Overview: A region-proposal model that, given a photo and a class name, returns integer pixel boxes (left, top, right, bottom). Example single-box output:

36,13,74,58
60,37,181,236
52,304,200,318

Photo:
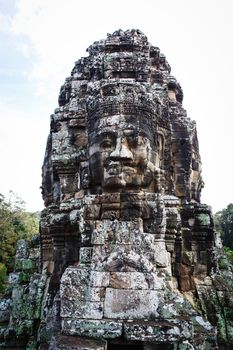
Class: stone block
61,280,105,302
101,209,120,220
109,272,148,289
60,269,87,300
144,273,165,290
69,209,82,224
91,229,105,245
120,201,141,219
143,218,155,233
15,240,30,259
8,272,21,284
90,271,110,287
49,334,107,350
102,203,120,212
99,193,120,204
62,319,122,339
11,285,25,318
15,259,37,272
84,204,101,219
104,288,162,319
0,298,11,323
79,247,93,263
50,213,69,225
61,267,90,287
153,241,170,268
124,320,193,342
28,247,40,260
87,287,106,302
61,299,103,319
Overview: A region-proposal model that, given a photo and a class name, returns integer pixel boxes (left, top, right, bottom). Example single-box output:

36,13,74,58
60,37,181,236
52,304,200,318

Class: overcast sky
1,0,233,213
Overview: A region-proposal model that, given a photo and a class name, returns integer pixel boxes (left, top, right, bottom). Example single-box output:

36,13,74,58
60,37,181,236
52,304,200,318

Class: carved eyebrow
94,130,116,141
123,129,149,138
100,131,116,137
123,129,136,136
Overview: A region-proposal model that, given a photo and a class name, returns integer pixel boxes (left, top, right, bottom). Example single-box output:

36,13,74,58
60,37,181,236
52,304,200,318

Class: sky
0,0,233,213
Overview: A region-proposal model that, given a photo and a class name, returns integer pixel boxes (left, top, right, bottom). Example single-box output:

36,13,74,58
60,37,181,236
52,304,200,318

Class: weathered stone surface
61,299,103,319
49,334,107,350
37,29,231,349
15,239,30,259
62,319,122,339
0,238,46,349
0,298,11,323
1,29,233,349
109,272,150,289
104,288,162,319
124,320,193,342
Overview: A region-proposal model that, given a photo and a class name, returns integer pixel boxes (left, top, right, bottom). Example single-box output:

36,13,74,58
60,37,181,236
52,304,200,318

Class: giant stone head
39,29,217,349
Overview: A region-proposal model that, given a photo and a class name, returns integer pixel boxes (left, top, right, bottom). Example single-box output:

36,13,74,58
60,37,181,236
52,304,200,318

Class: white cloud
16,41,31,58
0,12,11,32
0,100,49,211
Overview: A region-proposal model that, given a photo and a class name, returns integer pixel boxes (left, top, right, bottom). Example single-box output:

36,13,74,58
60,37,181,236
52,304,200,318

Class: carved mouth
107,165,121,175
105,162,121,175
106,162,137,175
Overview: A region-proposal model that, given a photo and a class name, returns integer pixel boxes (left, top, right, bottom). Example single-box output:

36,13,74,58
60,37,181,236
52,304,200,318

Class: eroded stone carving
1,29,233,350
39,29,220,349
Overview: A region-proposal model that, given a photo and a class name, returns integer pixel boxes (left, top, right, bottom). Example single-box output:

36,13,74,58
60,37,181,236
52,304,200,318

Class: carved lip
106,162,136,175
107,165,120,175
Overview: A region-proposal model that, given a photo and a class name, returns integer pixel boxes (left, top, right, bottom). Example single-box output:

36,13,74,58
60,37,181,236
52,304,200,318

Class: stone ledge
62,319,122,339
49,334,107,350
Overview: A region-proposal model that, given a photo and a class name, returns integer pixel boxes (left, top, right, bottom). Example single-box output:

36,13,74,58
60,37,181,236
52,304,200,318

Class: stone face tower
38,30,231,349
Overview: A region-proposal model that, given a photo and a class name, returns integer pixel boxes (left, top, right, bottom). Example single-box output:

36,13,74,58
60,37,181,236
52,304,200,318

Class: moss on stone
197,213,211,226
15,258,37,272
26,338,38,350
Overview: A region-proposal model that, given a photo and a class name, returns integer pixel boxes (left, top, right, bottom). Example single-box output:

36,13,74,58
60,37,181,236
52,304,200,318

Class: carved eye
132,135,147,147
101,139,113,149
127,135,137,148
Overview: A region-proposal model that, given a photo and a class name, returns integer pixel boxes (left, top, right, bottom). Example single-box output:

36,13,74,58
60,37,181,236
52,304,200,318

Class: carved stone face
89,115,156,192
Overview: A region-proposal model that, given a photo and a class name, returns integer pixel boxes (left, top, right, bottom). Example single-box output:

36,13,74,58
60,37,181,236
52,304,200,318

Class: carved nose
110,138,133,161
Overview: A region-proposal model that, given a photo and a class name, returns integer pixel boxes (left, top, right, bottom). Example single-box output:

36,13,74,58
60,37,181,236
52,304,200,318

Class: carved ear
80,165,90,189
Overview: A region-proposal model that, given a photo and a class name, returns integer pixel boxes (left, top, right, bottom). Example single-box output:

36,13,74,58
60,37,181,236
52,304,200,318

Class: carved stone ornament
1,29,233,350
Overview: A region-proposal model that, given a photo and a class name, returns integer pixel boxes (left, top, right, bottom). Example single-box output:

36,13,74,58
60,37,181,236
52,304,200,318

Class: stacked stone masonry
1,29,233,350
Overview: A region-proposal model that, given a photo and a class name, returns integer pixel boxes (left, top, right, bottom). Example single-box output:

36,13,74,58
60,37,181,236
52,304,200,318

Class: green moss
15,320,34,336
178,341,194,350
26,339,37,350
224,323,233,344
197,213,210,226
0,263,7,293
38,324,53,343
218,256,229,270
216,314,227,343
18,272,31,283
15,259,37,272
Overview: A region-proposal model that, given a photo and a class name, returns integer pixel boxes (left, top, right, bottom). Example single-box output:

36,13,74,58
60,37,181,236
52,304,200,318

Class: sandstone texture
1,29,233,349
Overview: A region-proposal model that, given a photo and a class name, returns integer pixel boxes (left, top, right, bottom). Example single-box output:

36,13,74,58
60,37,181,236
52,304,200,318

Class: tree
214,203,233,250
0,262,7,293
0,191,39,273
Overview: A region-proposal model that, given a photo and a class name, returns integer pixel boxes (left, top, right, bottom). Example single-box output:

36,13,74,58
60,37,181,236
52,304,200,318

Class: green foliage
224,246,233,265
0,262,7,293
0,191,39,273
214,203,233,250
